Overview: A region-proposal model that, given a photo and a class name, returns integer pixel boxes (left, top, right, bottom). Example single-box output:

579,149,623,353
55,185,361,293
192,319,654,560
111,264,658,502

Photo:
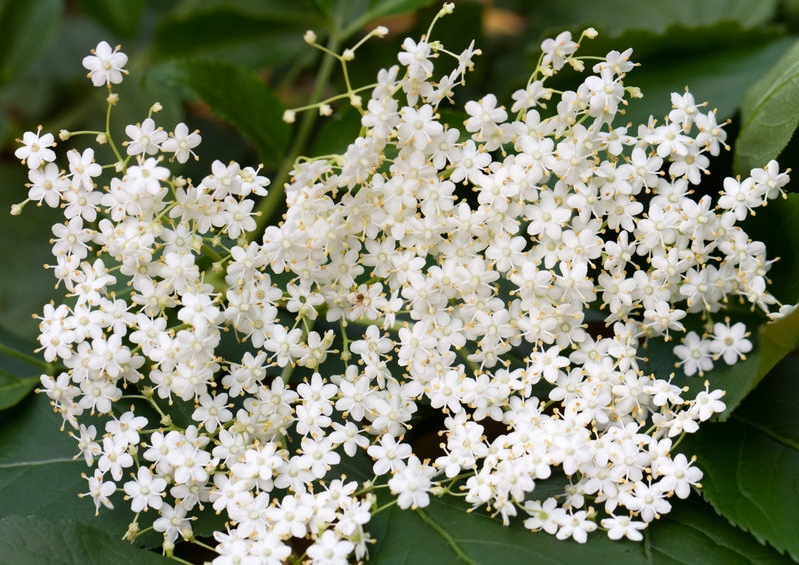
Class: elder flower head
16,9,796,561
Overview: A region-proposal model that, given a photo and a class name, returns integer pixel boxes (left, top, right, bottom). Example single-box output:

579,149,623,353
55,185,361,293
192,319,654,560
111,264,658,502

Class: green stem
0,340,50,371
254,32,343,235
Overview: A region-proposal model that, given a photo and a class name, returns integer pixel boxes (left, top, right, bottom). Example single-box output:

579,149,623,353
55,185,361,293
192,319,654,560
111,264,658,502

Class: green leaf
333,0,439,37
0,164,61,340
646,497,795,565
74,0,146,39
362,0,439,20
367,494,790,564
146,60,291,161
0,370,36,411
0,391,224,546
516,0,779,36
311,105,363,156
0,394,134,539
734,355,799,453
168,0,324,21
0,0,62,85
0,393,99,518
735,38,799,174
743,193,799,305
755,310,799,388
684,359,799,562
151,3,315,68
0,515,173,565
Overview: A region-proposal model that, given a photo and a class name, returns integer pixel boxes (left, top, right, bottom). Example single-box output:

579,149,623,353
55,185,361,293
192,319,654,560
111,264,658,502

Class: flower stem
0,340,50,371
254,33,343,235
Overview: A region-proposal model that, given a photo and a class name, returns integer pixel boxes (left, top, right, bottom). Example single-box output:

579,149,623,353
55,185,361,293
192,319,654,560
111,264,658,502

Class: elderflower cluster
16,6,792,563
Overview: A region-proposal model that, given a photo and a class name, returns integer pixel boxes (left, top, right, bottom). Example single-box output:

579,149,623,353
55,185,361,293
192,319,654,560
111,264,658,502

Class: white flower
82,41,128,87
124,466,167,512
708,321,752,365
124,118,168,156
673,331,714,376
691,386,726,421
153,503,192,544
81,469,115,515
192,393,233,433
556,509,597,543
306,529,354,565
367,434,412,476
387,456,436,509
656,453,703,499
601,514,647,541
620,481,671,522
15,127,56,169
540,31,578,71
162,123,202,163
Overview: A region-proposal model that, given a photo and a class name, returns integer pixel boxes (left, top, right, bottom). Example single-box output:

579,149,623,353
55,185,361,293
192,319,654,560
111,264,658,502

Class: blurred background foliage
2,0,799,563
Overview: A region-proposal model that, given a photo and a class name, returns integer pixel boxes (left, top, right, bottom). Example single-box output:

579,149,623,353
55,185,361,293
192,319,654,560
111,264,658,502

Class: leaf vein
415,507,478,565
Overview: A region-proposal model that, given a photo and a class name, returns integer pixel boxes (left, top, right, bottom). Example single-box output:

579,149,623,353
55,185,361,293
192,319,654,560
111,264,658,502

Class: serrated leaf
146,60,290,161
0,0,62,85
0,515,172,565
685,363,799,562
735,38,799,174
0,370,37,411
646,498,794,565
367,494,790,564
74,0,145,39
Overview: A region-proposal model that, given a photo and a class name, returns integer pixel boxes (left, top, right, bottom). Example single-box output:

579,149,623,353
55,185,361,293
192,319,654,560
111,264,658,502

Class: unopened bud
304,30,317,44
59,129,71,141
283,110,296,123
626,86,643,99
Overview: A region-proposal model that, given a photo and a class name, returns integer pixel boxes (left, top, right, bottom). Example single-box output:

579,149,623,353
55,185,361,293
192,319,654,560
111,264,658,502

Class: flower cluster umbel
15,5,792,563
